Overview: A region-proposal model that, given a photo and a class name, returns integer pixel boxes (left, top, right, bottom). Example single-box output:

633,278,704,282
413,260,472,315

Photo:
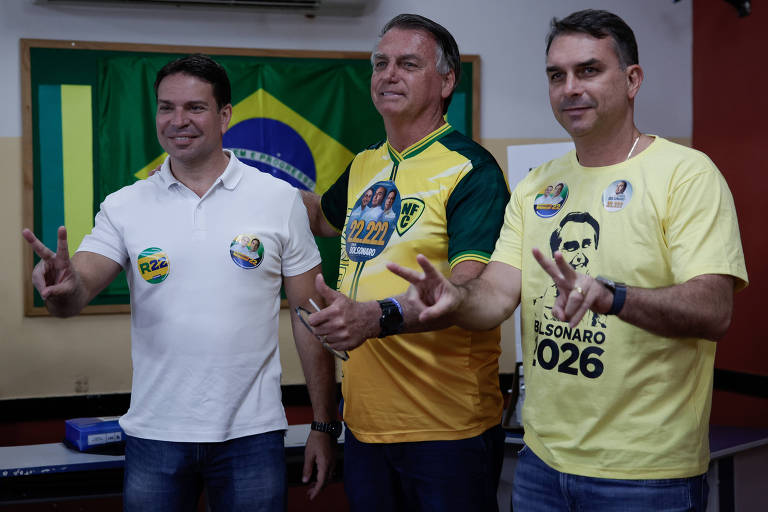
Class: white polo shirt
78,152,321,442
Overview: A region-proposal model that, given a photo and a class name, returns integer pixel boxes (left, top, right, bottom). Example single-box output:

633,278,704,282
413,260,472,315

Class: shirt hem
348,419,499,444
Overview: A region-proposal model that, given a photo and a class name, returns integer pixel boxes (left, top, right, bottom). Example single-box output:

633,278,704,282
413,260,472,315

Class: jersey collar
386,122,453,164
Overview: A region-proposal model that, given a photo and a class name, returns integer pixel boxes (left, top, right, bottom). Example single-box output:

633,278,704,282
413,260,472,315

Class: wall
693,0,768,426
0,0,693,399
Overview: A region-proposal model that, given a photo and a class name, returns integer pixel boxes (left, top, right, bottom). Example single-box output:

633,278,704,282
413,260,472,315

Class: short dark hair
378,13,461,114
154,54,231,110
550,211,600,256
545,9,638,69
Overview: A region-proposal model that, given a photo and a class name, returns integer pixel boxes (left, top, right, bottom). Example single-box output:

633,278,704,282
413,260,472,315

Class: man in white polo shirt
22,54,337,511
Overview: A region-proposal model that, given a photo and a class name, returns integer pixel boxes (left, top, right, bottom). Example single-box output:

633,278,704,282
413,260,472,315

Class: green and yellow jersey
321,123,510,443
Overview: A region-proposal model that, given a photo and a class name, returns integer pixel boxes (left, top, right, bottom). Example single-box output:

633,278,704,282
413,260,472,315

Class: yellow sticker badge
137,247,170,284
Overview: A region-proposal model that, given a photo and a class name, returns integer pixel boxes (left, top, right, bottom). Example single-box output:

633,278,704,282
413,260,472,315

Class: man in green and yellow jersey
302,13,510,512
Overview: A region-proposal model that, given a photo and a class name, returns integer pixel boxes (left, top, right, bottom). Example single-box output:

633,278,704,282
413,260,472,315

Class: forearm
617,274,734,341
450,276,520,330
292,318,338,421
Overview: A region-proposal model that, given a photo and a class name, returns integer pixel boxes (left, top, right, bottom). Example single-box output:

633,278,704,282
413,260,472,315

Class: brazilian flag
29,45,475,309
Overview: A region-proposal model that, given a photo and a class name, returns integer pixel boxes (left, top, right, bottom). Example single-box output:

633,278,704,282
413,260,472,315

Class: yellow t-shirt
322,124,510,442
492,136,748,479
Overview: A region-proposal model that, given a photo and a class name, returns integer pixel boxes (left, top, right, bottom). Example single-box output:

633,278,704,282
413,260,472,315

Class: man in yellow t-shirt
300,13,509,512
390,9,747,512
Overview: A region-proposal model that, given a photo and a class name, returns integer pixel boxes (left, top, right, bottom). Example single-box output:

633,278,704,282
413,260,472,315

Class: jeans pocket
516,444,528,457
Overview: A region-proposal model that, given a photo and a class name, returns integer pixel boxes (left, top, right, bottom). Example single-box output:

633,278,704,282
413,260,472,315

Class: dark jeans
123,430,286,512
344,424,505,512
512,445,709,512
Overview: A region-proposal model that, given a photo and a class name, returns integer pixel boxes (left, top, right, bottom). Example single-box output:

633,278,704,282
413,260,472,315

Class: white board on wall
506,141,575,362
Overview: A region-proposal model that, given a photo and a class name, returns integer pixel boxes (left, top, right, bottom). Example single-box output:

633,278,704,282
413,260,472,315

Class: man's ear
441,69,456,100
626,64,643,100
219,103,233,134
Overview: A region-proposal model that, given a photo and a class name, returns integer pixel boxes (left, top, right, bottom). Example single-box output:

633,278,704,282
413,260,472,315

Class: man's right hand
22,226,80,300
386,254,464,324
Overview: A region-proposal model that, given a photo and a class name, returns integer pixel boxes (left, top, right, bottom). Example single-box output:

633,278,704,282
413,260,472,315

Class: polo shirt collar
156,150,243,191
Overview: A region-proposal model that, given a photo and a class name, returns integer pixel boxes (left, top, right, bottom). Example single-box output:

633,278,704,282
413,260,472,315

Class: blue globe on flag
224,118,317,191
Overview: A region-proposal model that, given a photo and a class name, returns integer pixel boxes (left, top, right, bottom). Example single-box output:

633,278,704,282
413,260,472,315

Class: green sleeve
446,154,510,266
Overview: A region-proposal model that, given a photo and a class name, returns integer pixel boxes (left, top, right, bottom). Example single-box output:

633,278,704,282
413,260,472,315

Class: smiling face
557,221,597,271
360,189,373,208
156,73,231,167
371,28,453,124
371,186,386,208
384,190,396,211
546,33,638,140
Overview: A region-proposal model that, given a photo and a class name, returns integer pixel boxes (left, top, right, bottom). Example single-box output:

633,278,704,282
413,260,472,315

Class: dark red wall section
693,0,768,425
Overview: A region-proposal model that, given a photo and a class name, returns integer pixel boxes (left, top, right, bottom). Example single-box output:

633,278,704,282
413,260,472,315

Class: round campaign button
533,181,569,218
602,180,633,212
230,234,265,269
137,247,170,284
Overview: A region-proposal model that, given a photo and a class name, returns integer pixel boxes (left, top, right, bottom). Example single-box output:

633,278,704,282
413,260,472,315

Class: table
0,424,343,505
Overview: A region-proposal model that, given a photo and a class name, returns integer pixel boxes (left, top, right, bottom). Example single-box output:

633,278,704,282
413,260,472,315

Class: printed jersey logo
395,197,425,236
137,247,170,284
346,181,401,262
534,181,569,218
230,234,265,269
602,180,633,211
532,211,607,379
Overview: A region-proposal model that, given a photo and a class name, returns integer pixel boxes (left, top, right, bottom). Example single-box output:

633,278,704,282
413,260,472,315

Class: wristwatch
377,298,404,338
596,276,627,315
310,420,343,439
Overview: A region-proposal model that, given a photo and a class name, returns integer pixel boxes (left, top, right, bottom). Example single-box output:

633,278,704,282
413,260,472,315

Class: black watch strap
310,420,342,439
377,298,404,338
596,276,626,315
608,283,627,315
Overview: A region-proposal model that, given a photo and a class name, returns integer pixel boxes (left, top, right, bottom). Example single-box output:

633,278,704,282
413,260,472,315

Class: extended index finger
386,261,424,285
532,247,563,283
22,228,56,261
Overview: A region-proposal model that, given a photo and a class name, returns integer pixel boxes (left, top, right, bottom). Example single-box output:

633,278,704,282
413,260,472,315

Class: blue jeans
123,431,286,512
344,425,505,512
511,445,709,512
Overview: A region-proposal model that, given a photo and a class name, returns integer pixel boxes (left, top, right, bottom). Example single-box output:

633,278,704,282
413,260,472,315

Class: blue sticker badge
533,182,569,218
346,181,401,262
230,234,265,269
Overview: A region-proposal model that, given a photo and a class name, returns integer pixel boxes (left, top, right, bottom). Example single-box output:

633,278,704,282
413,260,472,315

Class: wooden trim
21,40,36,316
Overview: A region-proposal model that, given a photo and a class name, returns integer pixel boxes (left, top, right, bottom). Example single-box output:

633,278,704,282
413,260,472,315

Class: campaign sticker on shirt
602,180,633,212
533,182,569,218
230,234,265,269
137,247,170,284
346,181,401,262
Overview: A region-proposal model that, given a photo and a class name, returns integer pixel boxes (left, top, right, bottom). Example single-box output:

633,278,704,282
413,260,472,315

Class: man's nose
171,108,189,126
563,73,583,96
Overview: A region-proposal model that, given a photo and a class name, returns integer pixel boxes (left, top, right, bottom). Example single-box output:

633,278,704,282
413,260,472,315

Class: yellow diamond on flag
134,89,353,195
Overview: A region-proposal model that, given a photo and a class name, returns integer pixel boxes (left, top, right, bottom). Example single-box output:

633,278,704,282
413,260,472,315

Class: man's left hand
302,429,335,500
308,274,380,351
532,247,612,327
